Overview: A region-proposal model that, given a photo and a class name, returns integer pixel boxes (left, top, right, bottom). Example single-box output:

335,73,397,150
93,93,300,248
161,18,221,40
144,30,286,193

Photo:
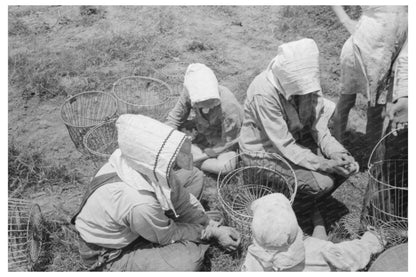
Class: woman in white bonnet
72,114,241,271
242,193,384,271
166,63,244,175
239,38,358,207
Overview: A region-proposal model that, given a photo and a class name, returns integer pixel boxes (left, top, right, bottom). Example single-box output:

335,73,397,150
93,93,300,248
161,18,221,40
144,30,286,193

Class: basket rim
83,117,118,158
217,151,298,203
112,76,174,107
368,159,408,190
60,91,118,128
219,183,277,223
27,203,43,264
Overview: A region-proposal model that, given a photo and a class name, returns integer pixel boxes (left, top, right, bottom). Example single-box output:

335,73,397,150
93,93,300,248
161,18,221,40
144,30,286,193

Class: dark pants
106,239,209,271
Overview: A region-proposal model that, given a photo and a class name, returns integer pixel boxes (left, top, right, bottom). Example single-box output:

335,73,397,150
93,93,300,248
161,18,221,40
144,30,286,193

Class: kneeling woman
72,114,240,271
166,63,244,175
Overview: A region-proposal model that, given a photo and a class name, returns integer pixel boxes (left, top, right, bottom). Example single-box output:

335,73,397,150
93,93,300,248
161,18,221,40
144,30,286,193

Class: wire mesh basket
112,76,176,120
61,91,118,155
152,62,188,95
362,128,408,247
217,152,298,241
8,198,43,271
83,117,118,166
328,212,364,243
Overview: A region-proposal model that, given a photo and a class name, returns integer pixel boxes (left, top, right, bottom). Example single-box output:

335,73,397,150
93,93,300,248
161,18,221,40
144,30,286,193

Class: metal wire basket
8,198,43,271
83,117,118,166
112,76,176,120
362,128,408,247
61,91,118,155
152,62,188,95
217,152,298,240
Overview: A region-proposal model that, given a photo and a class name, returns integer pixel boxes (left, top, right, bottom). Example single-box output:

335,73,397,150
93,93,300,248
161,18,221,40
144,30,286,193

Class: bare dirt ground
8,5,371,271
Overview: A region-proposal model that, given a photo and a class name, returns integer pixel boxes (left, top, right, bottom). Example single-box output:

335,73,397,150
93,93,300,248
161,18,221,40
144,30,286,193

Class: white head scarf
184,63,221,107
247,193,306,271
109,114,188,216
266,38,322,100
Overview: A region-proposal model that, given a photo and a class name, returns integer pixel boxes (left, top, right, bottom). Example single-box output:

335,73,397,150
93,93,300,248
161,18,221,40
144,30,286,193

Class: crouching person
166,63,244,175
242,193,384,271
239,38,358,205
71,114,241,271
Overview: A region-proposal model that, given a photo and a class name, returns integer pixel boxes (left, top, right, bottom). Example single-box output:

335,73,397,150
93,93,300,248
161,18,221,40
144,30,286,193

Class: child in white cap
242,193,384,271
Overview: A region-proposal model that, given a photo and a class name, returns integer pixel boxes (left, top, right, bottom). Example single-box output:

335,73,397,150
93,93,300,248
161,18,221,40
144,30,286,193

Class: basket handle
367,125,407,168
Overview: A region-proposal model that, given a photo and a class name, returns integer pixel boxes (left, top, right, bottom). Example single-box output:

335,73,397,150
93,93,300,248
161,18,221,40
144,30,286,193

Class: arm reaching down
321,231,384,271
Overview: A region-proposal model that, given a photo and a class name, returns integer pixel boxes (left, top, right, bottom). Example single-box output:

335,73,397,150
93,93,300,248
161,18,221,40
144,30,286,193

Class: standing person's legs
175,167,205,200
365,103,385,149
333,94,357,142
108,240,210,271
333,36,366,143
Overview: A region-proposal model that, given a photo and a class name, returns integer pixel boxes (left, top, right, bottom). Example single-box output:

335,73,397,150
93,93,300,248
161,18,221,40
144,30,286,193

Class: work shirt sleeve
128,197,206,246
312,98,349,158
165,89,192,129
321,232,384,271
169,172,210,226
252,95,322,171
128,173,209,246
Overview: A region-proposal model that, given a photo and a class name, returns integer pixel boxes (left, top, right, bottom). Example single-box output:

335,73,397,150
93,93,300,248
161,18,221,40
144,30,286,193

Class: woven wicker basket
152,62,188,95
83,118,118,166
61,91,118,155
112,76,176,121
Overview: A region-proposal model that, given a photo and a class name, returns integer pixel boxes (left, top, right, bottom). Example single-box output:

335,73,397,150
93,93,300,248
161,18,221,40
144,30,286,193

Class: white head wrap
266,38,322,100
109,114,188,215
184,63,221,106
247,193,305,271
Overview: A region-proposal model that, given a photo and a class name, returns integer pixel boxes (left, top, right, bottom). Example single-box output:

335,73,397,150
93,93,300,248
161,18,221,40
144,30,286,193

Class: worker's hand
387,97,408,136
329,152,355,164
329,152,358,174
318,158,351,177
212,226,241,252
204,148,219,158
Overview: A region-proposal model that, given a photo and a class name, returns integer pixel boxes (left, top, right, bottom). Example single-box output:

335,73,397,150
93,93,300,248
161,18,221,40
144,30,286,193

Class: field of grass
8,5,374,271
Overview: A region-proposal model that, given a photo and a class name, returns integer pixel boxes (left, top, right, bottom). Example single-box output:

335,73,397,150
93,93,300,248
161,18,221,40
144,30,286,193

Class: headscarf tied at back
110,114,188,216
184,63,221,107
266,38,322,100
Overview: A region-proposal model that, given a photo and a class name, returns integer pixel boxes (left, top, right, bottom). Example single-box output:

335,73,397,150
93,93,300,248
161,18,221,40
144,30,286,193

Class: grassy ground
8,5,374,271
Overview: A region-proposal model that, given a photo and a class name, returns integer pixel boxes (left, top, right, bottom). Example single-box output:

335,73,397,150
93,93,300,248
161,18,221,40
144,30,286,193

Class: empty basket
8,198,43,271
83,117,118,166
217,152,297,240
61,91,118,155
152,62,188,95
112,76,176,121
362,127,408,247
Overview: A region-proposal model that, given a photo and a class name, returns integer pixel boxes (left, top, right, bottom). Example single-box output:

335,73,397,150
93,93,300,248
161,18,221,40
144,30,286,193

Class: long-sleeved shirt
75,163,209,249
239,71,347,171
242,232,383,271
166,85,244,147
